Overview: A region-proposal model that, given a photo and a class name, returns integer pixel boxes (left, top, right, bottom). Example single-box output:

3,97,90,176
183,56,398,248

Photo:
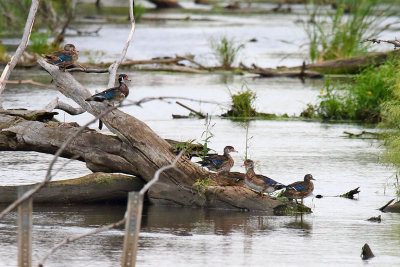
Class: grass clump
210,36,244,68
225,84,257,118
0,41,9,61
301,58,398,123
305,0,391,62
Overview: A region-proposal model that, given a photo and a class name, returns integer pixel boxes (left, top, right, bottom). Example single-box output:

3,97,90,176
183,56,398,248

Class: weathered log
0,110,305,213
291,50,400,74
0,173,144,204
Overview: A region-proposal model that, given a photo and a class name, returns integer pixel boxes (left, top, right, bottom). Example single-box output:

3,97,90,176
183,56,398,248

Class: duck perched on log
197,146,237,173
85,74,130,105
282,174,315,204
243,159,285,195
43,44,78,71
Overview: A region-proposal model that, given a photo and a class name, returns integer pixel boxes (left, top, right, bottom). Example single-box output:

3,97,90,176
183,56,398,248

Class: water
1,5,400,267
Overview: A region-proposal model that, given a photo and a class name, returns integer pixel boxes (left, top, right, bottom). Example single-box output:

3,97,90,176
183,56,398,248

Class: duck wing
287,181,307,192
257,174,285,189
86,87,119,102
197,155,227,168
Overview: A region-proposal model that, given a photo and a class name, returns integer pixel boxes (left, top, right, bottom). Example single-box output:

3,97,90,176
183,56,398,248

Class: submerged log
0,106,305,213
241,63,324,79
380,199,400,213
0,173,144,204
361,243,375,260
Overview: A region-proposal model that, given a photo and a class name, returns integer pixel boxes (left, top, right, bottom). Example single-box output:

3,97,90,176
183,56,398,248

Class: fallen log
290,50,400,74
0,107,306,213
241,63,324,79
379,198,400,213
0,173,144,204
147,0,182,8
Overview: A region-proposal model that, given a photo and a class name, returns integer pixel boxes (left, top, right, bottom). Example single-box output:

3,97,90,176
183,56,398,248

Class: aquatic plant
28,31,52,55
0,41,9,62
225,84,257,118
304,0,391,62
209,36,244,68
199,115,215,158
302,58,398,122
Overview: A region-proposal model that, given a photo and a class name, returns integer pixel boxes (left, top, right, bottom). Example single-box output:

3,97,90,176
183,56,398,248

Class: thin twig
107,0,136,88
0,0,39,105
363,38,400,49
37,218,126,267
5,79,49,87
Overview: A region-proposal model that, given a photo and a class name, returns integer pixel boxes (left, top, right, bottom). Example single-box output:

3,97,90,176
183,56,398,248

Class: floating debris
361,243,375,260
367,215,381,223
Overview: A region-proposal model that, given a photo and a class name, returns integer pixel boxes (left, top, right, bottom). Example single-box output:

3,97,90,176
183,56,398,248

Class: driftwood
241,63,324,79
176,101,205,118
339,187,360,199
361,243,375,260
0,173,143,204
292,50,400,74
0,105,305,213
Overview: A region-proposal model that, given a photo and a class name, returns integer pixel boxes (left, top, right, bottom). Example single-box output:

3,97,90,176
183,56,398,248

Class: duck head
304,174,315,181
64,44,77,53
118,74,131,84
223,145,237,155
242,159,254,169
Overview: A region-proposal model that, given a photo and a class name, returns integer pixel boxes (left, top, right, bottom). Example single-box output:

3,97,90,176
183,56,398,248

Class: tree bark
0,173,144,204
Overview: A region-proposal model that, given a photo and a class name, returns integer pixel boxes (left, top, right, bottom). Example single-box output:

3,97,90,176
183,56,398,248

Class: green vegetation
199,115,215,157
305,0,391,62
210,36,244,68
0,41,9,61
225,84,257,117
193,177,212,197
301,58,398,123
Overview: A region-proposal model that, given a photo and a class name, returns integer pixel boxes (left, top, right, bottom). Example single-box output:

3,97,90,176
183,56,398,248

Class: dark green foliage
302,59,398,123
210,36,244,68
225,86,257,117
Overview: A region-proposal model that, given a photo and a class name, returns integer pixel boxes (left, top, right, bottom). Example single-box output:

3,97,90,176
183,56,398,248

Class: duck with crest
282,174,315,204
43,44,78,71
85,74,130,130
85,74,130,105
197,146,237,173
243,159,286,196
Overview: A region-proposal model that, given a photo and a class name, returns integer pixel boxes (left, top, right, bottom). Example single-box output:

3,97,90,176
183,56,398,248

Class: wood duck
43,44,78,71
243,159,285,195
85,74,130,105
282,174,315,204
197,146,237,173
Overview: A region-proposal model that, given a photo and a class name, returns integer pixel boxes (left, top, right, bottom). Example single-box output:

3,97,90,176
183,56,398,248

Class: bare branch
37,218,126,267
67,67,108,73
363,38,400,49
5,79,49,87
44,97,85,115
0,0,39,105
107,0,136,88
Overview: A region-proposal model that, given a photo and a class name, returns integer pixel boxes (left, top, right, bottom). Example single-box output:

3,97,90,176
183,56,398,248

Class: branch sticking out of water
363,38,400,49
339,187,360,199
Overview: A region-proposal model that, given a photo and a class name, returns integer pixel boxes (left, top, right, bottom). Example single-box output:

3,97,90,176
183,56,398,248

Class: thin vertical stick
121,192,143,267
0,0,39,106
17,186,32,267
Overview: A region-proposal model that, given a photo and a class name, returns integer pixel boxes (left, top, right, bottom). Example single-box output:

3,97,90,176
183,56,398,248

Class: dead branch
363,38,400,49
67,67,108,73
5,79,48,87
176,101,205,118
240,63,323,79
134,65,207,74
68,26,102,36
44,97,85,115
0,0,39,106
37,151,185,267
379,198,395,212
107,0,136,88
37,218,126,267
339,187,360,199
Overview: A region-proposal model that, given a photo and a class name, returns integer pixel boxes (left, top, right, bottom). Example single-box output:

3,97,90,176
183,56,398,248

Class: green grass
305,0,392,62
302,58,398,123
225,84,257,117
210,36,244,68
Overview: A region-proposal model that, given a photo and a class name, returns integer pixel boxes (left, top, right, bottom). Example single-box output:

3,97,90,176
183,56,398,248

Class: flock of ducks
44,44,315,204
197,146,316,204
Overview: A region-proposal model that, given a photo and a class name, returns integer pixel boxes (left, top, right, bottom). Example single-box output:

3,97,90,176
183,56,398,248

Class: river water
1,4,400,267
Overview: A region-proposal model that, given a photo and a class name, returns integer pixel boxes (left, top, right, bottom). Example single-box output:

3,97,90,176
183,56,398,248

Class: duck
43,44,78,71
243,159,285,195
282,174,315,204
197,146,237,173
85,74,130,105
